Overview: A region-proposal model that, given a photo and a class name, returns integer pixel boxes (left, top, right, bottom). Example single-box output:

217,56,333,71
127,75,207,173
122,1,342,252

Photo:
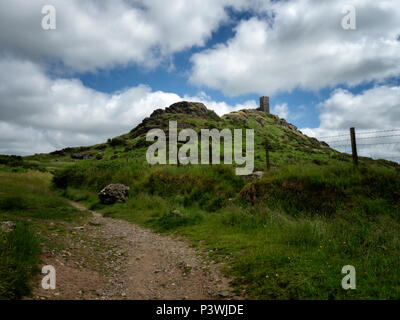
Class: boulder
1,221,16,233
98,183,130,204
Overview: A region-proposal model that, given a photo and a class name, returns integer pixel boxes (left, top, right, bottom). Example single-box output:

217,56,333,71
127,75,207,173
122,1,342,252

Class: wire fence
315,128,400,163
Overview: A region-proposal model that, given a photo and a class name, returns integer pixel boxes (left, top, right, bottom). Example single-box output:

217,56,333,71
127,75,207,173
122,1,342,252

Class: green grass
152,209,204,232
3,104,399,300
0,169,87,299
0,221,41,300
103,202,399,299
54,160,400,299
239,164,400,218
0,171,86,221
53,160,245,212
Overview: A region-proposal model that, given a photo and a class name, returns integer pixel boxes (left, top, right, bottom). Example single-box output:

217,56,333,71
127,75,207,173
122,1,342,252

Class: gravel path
32,202,236,300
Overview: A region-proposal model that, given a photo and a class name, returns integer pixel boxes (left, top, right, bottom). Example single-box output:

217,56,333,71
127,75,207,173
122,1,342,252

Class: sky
0,0,400,162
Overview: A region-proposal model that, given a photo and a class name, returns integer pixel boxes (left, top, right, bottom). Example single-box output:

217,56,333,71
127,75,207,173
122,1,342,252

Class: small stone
218,291,229,298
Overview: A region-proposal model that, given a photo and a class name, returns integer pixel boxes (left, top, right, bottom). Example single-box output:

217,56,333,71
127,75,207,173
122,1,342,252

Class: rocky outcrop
95,144,107,150
98,184,130,204
130,101,220,139
150,101,220,120
50,147,73,157
277,119,298,131
168,101,216,118
71,153,92,160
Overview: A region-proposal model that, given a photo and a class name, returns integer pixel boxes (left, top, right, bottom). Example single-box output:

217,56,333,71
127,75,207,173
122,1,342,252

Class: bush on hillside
239,164,400,217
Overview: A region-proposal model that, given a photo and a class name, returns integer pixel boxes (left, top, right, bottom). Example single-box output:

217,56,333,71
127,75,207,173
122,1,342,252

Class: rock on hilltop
150,101,220,120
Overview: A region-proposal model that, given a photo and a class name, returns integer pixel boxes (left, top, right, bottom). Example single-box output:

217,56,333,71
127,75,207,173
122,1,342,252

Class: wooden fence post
265,141,270,171
350,127,358,167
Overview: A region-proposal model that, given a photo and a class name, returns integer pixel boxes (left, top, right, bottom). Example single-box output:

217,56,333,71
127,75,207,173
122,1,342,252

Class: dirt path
32,202,237,300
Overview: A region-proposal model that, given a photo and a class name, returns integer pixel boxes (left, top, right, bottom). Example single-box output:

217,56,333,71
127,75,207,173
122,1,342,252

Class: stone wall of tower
259,96,270,113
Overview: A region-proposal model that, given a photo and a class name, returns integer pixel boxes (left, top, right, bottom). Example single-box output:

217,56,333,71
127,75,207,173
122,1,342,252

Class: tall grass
0,221,41,299
0,170,87,299
53,160,244,211
52,160,400,299
239,163,400,218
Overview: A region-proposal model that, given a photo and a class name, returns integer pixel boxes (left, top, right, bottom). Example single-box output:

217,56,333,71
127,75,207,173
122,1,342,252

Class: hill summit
149,101,220,120
42,101,397,169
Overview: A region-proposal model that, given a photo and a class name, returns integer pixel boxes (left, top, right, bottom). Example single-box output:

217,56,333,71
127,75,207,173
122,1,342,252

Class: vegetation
0,221,41,299
0,155,45,172
2,102,399,299
52,160,400,299
0,169,87,299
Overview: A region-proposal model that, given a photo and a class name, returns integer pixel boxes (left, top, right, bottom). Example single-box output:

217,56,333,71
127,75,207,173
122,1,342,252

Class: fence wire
314,128,400,163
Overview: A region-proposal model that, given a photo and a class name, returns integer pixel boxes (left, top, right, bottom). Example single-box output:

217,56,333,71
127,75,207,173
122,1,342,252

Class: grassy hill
25,101,398,170
1,101,399,299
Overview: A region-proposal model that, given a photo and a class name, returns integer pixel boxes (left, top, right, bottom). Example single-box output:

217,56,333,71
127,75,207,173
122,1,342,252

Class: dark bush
108,137,125,147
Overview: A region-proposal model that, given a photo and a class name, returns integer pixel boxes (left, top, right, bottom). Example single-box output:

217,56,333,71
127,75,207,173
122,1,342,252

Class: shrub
108,137,125,147
145,165,244,211
239,164,400,217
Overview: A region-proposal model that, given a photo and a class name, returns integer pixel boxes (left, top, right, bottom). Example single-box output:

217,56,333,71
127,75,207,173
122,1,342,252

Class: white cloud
272,103,289,119
190,0,400,95
0,58,250,155
185,91,257,116
302,86,400,163
0,0,240,72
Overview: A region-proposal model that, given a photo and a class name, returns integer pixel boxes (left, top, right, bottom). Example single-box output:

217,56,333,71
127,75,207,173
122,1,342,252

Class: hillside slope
26,101,398,170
